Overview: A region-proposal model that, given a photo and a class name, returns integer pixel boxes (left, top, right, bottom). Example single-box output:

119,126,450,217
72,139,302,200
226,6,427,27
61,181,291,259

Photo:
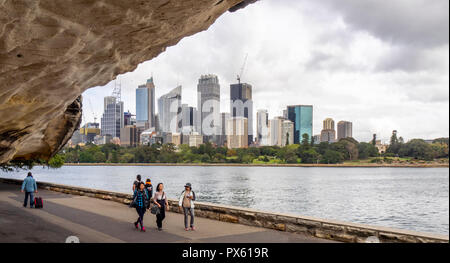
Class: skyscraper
219,112,230,147
321,118,336,143
101,96,124,138
287,105,313,144
197,75,220,142
158,86,182,134
226,117,248,149
269,117,284,146
230,82,253,145
281,120,294,146
136,77,156,129
256,109,269,146
181,104,197,133
323,118,335,130
337,121,353,140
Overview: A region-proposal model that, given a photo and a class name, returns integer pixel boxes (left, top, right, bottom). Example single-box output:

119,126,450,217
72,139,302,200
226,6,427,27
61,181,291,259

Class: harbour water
1,166,448,235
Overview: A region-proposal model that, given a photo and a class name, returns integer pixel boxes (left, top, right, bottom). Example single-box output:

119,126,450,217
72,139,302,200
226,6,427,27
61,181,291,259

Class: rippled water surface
1,166,448,235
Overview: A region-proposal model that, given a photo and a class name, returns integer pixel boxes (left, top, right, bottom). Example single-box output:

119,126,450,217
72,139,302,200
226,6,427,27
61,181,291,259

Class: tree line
59,134,448,165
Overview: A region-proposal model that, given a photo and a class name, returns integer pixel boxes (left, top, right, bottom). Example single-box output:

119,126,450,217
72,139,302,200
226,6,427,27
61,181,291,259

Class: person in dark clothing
132,174,142,192
133,182,149,232
153,183,169,231
21,172,38,208
145,179,153,207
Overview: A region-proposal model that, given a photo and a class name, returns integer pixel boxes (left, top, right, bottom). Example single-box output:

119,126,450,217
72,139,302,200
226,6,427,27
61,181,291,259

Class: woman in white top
153,183,169,231
178,183,196,231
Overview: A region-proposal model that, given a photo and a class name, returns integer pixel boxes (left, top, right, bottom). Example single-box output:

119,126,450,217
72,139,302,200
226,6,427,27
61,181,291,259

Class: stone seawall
1,178,448,243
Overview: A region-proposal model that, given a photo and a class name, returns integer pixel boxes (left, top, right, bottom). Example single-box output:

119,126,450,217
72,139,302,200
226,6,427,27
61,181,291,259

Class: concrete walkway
0,183,332,243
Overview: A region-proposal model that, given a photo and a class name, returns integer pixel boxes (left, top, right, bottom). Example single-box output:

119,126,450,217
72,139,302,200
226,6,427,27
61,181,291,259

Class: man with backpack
21,172,37,208
132,174,142,192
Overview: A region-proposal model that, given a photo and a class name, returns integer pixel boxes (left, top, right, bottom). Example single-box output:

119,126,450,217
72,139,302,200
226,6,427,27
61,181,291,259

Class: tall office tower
337,121,353,140
226,117,248,149
256,109,269,146
218,112,230,146
283,109,288,120
281,120,294,146
230,82,253,145
158,86,182,133
323,118,335,130
181,104,197,134
320,118,336,143
120,125,138,147
287,105,313,144
197,75,221,142
124,111,133,126
269,117,284,146
136,77,156,129
101,96,124,138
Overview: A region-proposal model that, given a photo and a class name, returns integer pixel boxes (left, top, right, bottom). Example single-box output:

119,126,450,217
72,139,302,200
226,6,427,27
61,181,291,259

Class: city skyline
81,0,449,143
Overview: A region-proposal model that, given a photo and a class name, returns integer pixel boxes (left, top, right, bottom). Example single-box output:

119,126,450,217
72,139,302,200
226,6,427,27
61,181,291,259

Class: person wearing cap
178,183,196,231
144,179,153,208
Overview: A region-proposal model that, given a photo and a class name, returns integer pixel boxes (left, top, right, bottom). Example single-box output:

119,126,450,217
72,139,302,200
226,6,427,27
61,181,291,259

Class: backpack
34,197,43,209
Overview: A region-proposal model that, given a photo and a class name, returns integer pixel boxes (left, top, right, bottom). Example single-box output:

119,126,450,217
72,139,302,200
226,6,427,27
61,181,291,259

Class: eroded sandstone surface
0,0,254,164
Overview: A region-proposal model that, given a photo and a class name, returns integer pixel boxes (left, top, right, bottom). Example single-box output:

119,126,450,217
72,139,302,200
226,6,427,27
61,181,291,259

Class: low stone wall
2,178,448,243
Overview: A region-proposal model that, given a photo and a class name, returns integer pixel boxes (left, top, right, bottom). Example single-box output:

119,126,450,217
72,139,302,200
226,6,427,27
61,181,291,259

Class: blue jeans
24,192,34,207
183,207,195,228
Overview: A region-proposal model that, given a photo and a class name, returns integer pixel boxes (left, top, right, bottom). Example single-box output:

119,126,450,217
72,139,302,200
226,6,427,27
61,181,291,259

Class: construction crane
112,79,122,101
237,53,248,84
86,97,97,124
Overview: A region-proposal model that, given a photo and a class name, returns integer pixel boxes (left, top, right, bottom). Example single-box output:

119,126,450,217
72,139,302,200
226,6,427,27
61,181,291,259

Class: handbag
129,193,138,208
150,204,160,215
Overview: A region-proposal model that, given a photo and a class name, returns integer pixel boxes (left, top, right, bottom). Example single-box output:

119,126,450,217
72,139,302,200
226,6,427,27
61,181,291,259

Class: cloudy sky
82,0,449,143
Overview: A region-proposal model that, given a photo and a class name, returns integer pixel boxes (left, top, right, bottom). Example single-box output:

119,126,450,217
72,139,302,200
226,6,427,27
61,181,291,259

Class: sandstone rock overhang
0,0,257,164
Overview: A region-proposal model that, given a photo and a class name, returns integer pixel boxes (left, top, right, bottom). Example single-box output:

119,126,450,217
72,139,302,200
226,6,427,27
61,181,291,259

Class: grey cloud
376,45,449,72
317,0,449,48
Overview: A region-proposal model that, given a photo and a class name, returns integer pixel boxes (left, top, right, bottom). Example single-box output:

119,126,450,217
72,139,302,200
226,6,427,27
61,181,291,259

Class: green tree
93,151,106,163
320,150,344,164
79,151,94,163
48,154,65,168
301,133,310,147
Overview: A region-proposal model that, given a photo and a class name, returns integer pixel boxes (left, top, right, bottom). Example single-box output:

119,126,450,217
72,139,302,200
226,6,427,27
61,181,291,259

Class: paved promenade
0,183,332,243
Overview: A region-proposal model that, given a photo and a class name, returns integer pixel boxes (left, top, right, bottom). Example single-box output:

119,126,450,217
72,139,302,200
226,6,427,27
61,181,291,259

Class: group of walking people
131,174,196,232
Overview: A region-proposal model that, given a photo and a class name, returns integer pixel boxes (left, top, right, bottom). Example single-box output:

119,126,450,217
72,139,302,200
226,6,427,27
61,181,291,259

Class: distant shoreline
63,163,449,168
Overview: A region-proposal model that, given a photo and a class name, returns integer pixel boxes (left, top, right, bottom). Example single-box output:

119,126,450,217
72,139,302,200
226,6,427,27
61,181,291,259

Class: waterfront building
197,75,221,142
69,130,85,146
337,121,353,140
268,117,284,147
287,105,313,143
79,122,100,143
189,132,204,147
375,140,388,154
313,134,321,144
226,117,248,149
136,77,156,129
181,104,197,133
93,134,112,145
256,109,269,146
158,86,182,134
218,112,230,147
281,120,294,146
120,125,138,147
140,128,162,146
101,96,124,138
230,82,253,145
320,118,336,143
172,133,182,146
